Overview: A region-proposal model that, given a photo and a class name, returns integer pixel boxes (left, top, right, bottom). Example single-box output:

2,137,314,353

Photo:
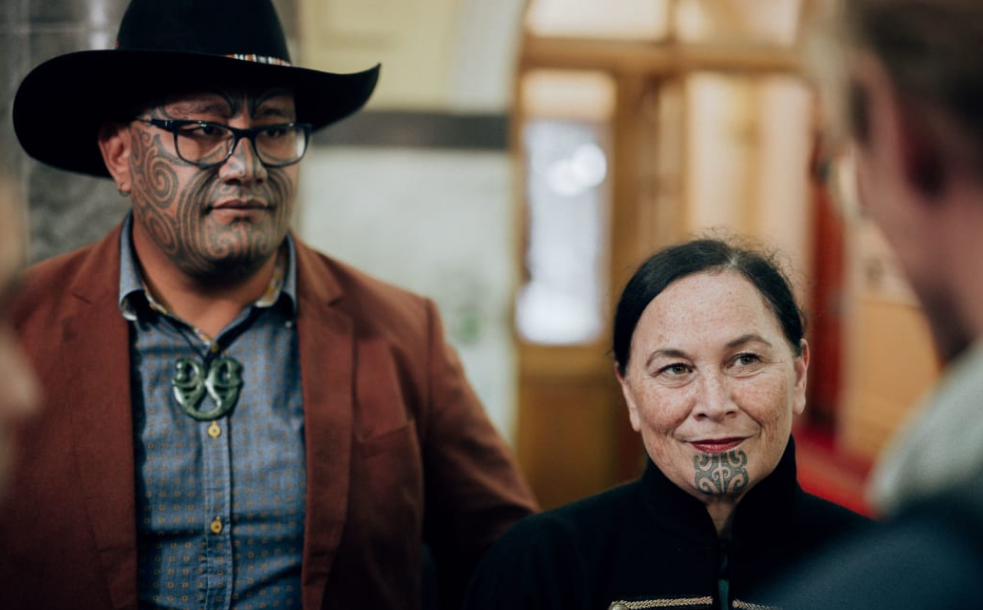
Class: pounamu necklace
162,243,286,422
172,355,244,421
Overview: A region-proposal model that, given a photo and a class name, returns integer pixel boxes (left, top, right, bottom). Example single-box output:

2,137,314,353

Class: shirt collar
118,213,298,322
869,339,983,514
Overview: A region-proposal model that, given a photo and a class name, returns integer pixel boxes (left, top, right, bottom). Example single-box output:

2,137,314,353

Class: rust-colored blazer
0,223,537,610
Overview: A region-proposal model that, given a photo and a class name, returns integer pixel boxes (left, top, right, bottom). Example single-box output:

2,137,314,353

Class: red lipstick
691,438,744,454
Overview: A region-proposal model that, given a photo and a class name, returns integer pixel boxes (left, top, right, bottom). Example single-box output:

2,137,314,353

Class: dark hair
838,1,983,163
612,238,805,375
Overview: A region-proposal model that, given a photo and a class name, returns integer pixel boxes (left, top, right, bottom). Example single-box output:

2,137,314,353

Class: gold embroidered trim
608,596,713,609
733,600,781,610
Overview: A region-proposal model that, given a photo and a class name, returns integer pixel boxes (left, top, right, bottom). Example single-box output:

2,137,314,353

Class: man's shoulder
293,239,432,316
770,478,983,609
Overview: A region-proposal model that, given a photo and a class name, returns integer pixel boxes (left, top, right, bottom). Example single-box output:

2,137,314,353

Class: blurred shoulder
790,488,875,548
770,493,980,609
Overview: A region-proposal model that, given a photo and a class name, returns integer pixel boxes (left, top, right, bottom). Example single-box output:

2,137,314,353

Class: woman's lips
690,438,745,453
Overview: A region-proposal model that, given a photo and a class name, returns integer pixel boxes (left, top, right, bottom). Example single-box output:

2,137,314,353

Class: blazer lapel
63,225,139,609
294,240,354,610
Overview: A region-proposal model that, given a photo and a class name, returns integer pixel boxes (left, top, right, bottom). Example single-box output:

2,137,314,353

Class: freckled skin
127,88,298,283
618,271,808,511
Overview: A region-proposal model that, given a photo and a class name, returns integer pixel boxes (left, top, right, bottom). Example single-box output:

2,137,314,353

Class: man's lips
210,199,268,211
690,438,746,453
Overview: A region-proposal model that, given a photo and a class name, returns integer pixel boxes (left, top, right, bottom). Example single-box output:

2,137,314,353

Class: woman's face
617,271,808,503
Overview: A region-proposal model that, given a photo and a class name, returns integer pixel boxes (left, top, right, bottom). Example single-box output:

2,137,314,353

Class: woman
464,238,870,610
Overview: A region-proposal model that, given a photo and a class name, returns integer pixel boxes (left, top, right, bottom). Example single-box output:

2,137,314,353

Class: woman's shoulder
520,479,640,531
463,480,645,610
482,477,645,564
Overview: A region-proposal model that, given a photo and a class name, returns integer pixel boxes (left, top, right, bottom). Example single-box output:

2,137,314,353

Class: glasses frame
133,118,313,169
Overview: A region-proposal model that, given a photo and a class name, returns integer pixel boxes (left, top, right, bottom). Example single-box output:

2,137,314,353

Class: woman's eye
659,363,690,376
734,353,761,366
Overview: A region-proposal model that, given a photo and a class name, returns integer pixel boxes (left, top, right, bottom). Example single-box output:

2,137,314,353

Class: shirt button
210,517,223,535
208,422,221,438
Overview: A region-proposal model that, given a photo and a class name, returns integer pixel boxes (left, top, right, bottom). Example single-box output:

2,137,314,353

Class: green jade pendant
172,356,244,421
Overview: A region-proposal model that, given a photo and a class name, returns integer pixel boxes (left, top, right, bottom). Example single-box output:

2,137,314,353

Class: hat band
226,53,291,66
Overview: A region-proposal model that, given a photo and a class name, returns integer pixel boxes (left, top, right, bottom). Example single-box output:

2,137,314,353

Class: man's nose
219,134,268,181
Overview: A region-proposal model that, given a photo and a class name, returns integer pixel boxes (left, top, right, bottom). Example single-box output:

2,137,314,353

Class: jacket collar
638,437,800,545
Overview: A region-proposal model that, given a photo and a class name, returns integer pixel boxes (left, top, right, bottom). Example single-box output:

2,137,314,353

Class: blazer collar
57,222,139,608
292,238,354,609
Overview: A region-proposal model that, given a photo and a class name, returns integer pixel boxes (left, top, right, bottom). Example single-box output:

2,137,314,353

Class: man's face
110,88,301,282
849,57,970,360
0,186,40,498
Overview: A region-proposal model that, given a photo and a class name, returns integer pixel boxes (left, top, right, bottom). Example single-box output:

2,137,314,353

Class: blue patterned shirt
119,216,307,610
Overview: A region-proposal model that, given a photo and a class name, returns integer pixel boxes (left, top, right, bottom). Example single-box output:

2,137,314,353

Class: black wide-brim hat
13,0,380,178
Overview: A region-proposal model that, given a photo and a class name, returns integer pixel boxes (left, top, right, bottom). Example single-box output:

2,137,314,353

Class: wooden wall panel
840,298,939,461
515,371,630,509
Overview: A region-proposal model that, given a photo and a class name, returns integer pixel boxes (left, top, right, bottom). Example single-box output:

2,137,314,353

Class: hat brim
13,50,380,178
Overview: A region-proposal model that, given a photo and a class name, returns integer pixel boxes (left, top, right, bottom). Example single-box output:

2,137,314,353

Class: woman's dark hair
612,238,806,375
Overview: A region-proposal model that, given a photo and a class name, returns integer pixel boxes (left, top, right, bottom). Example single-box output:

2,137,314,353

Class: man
769,0,983,606
0,167,40,500
0,1,537,609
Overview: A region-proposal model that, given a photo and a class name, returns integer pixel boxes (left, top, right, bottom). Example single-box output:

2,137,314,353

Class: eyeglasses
133,118,312,168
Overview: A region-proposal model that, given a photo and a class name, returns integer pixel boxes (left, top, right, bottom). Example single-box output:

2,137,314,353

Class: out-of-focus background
1,0,938,516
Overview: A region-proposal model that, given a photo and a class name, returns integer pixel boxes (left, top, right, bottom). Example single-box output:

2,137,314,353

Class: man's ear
894,99,946,198
853,53,947,201
97,122,132,194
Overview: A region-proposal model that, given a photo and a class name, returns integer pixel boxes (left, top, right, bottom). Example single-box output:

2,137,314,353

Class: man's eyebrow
252,92,296,120
166,100,232,118
255,105,293,119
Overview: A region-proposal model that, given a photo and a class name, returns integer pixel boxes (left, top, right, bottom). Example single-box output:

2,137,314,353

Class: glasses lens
174,122,234,166
256,124,309,167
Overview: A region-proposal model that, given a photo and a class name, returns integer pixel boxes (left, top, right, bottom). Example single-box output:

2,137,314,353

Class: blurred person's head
814,0,983,361
612,238,808,532
0,169,40,498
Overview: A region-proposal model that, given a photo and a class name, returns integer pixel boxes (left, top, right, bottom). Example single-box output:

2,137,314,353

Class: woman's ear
793,339,810,416
97,122,132,195
615,363,642,432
